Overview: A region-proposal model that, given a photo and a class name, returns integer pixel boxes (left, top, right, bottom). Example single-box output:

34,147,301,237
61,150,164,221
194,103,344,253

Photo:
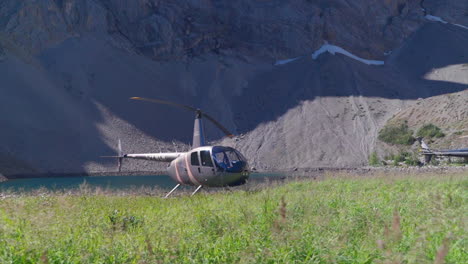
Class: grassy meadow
0,173,466,263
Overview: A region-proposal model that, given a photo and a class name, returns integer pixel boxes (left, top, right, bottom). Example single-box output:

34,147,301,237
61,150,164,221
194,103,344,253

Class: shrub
369,152,380,166
392,152,406,166
383,154,394,161
108,210,144,231
389,151,420,166
416,124,445,139
394,152,408,163
378,122,415,145
404,153,421,166
430,158,440,166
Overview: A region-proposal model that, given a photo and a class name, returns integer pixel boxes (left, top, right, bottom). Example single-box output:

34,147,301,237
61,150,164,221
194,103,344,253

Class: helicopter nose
227,170,249,187
224,161,249,173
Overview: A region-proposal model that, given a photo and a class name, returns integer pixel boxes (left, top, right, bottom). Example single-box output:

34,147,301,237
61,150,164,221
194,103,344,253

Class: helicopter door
190,151,201,174
199,150,215,176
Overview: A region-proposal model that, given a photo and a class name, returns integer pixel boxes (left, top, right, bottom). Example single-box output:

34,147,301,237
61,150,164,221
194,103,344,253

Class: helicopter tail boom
102,139,183,172
124,153,183,162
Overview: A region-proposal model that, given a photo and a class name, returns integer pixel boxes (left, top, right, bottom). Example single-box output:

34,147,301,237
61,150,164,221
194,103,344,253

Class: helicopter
104,97,250,197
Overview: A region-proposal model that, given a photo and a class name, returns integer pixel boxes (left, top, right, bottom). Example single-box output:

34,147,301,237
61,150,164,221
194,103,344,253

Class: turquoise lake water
0,173,285,191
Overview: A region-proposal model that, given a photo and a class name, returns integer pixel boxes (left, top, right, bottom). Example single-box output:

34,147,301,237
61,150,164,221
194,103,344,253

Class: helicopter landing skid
191,185,203,196
164,184,181,198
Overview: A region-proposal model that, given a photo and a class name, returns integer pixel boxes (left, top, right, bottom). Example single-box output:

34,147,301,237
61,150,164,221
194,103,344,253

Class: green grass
0,173,466,263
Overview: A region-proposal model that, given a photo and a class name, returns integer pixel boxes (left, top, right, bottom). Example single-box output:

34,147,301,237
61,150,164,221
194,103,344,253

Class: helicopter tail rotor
101,138,124,172
117,139,123,172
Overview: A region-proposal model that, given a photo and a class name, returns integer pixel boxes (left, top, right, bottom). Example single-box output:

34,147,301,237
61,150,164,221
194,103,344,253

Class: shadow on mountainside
230,23,467,133
91,23,467,141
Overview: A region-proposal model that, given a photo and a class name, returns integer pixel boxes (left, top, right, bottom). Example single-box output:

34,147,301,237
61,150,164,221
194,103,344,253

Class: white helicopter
105,97,250,197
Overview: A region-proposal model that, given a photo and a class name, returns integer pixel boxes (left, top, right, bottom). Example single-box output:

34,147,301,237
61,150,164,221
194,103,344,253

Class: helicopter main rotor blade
130,97,234,138
130,97,198,112
202,112,234,138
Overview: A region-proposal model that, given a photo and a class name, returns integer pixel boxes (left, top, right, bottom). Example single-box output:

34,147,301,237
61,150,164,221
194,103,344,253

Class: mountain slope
0,0,467,174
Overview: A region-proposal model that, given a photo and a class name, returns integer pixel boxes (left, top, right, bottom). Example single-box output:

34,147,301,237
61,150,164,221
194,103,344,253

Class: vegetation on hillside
368,151,380,166
416,124,445,139
378,122,415,145
377,120,457,167
384,151,422,167
0,174,466,263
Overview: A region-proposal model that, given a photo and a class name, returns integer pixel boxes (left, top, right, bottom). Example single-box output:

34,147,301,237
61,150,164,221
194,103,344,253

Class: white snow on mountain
454,23,468,30
274,57,301,65
425,15,448,24
311,43,384,65
425,15,468,30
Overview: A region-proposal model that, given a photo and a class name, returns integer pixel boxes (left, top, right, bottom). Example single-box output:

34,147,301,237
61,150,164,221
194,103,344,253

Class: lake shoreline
1,165,466,181
1,170,167,180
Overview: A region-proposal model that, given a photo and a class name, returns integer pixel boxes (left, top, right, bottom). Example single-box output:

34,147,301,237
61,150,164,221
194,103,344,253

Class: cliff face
3,0,467,60
0,0,439,59
0,0,467,174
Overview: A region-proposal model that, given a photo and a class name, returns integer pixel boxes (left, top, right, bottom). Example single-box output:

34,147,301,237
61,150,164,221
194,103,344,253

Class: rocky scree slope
380,90,468,154
0,0,467,174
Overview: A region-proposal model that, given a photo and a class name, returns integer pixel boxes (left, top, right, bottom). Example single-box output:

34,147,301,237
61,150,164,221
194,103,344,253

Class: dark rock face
0,0,430,59
0,0,467,174
0,44,4,61
423,0,468,24
2,1,466,60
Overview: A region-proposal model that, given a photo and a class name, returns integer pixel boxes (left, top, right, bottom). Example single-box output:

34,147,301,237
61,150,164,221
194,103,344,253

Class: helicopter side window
200,150,214,167
190,152,200,166
226,150,241,165
213,151,228,170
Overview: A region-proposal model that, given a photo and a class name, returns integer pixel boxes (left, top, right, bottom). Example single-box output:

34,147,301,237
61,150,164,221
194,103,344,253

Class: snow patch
425,15,448,24
274,57,301,66
454,23,468,30
311,43,384,65
425,14,468,30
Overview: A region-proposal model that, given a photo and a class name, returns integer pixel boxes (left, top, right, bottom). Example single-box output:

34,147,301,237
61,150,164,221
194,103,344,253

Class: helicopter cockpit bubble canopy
212,146,248,173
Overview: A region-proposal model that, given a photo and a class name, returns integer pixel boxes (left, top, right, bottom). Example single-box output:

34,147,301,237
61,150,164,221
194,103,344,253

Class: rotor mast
192,109,205,148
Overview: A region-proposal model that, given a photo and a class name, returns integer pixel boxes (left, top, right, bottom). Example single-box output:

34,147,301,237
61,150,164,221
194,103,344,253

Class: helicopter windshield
212,146,247,172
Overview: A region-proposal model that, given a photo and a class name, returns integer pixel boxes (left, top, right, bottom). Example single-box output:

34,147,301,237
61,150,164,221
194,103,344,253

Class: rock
424,0,468,25
0,0,436,60
0,45,4,61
